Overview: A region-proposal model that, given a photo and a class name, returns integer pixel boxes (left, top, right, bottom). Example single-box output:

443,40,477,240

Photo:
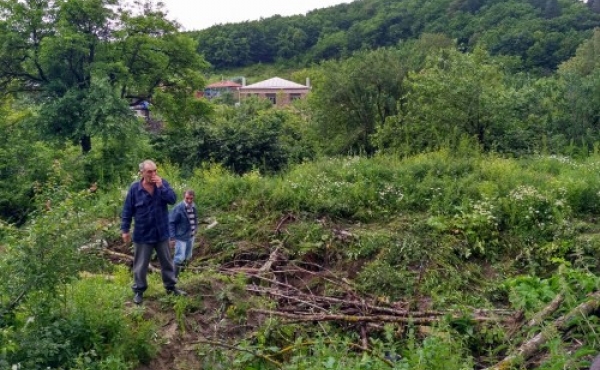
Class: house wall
240,88,309,106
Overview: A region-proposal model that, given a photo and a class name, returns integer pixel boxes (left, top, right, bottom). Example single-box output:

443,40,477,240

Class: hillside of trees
191,0,600,74
3,0,600,369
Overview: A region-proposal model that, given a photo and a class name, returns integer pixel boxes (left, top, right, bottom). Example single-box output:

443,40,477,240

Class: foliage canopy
0,0,209,154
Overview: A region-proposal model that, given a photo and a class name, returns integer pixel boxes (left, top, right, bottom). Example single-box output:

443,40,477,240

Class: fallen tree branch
258,247,282,274
250,308,505,324
274,213,295,234
101,249,160,273
484,291,600,370
246,285,329,313
527,293,564,328
244,275,516,321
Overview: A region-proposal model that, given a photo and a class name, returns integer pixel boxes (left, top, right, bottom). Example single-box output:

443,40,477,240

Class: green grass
5,150,600,369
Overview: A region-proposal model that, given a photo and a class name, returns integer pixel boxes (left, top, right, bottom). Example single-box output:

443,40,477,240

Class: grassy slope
81,151,600,369
8,150,600,368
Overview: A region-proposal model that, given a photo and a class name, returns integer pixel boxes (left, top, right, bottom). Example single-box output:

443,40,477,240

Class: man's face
142,165,157,183
184,193,194,205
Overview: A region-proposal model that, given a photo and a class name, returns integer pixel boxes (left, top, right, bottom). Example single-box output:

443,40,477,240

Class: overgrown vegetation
2,0,600,369
3,150,600,369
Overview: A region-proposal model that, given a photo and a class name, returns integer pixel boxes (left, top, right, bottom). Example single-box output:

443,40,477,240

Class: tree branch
484,291,600,370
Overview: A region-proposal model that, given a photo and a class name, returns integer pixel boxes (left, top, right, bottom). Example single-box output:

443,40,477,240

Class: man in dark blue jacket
169,189,198,277
121,160,186,305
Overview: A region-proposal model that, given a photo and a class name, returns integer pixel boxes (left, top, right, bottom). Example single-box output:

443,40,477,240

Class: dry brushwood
236,255,600,369
221,252,517,328
249,308,505,324
98,230,600,369
484,291,600,370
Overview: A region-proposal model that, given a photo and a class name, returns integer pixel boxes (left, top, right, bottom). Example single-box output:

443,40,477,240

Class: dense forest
2,0,600,369
191,0,600,74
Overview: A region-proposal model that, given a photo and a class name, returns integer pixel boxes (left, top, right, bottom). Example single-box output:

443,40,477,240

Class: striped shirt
186,204,197,236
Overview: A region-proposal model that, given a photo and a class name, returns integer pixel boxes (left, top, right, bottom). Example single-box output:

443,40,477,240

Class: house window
290,93,302,101
266,93,276,104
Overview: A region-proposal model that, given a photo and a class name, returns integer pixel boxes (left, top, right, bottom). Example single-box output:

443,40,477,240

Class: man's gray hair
184,189,195,197
139,160,157,173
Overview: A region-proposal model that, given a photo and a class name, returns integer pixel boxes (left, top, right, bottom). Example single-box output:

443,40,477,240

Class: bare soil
104,233,303,370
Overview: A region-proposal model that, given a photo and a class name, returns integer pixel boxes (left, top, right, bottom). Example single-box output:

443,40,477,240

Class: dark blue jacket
169,201,198,241
121,180,176,243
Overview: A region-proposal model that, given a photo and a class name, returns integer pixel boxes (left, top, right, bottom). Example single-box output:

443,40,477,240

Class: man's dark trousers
132,240,177,293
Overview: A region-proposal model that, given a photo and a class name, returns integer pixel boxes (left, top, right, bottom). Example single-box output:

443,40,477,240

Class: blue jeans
174,237,194,265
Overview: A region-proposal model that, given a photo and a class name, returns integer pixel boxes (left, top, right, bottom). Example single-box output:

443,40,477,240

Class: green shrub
3,273,157,369
400,325,474,370
497,185,571,240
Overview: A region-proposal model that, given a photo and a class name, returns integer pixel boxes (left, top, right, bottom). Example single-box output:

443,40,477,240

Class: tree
375,48,519,155
0,99,56,223
309,48,408,155
0,0,208,154
558,28,600,76
544,0,561,19
449,0,483,14
552,72,600,152
310,31,348,62
396,33,456,71
276,26,309,60
551,32,600,152
154,97,310,174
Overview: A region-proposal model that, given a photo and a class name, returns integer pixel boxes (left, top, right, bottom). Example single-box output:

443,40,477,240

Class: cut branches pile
220,248,518,327
218,246,600,369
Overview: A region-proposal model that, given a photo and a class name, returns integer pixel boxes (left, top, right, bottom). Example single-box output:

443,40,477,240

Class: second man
169,189,198,277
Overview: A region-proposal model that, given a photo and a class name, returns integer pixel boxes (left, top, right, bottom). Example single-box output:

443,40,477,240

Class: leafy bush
3,272,157,369
0,170,155,369
155,98,314,175
197,323,473,370
0,105,57,224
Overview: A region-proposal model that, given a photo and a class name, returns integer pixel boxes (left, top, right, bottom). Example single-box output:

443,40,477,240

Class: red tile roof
206,80,242,88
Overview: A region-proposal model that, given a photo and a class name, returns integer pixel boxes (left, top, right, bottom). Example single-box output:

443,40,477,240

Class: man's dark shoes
133,292,143,305
167,288,187,296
